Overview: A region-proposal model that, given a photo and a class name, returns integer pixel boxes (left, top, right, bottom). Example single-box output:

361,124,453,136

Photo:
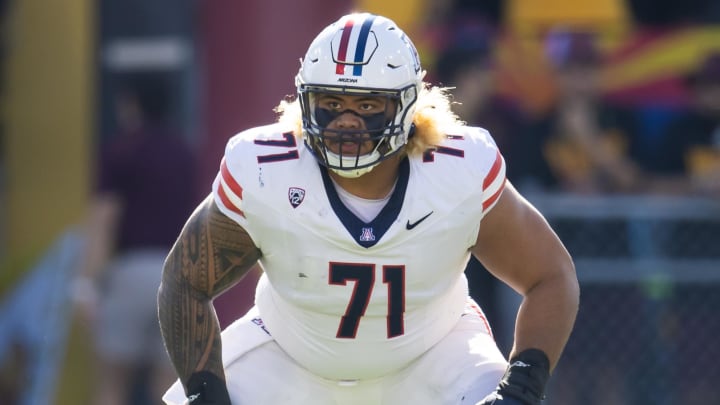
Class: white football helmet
296,13,423,178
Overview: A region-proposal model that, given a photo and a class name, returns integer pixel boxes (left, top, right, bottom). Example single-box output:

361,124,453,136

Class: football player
158,13,579,405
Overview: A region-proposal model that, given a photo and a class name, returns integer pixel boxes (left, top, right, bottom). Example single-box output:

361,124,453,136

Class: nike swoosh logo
406,211,433,230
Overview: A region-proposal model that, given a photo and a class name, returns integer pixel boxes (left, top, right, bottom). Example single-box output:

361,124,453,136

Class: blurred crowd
415,0,720,384
420,0,720,198
419,3,720,404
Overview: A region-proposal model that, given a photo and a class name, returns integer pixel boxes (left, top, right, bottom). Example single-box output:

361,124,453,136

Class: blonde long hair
275,81,463,157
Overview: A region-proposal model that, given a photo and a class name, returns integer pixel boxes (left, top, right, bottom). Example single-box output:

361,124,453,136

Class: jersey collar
320,157,409,248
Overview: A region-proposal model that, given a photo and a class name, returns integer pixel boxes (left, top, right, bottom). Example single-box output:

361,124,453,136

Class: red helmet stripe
335,19,354,74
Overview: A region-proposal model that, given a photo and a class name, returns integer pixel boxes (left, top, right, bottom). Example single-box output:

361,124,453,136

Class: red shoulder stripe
220,157,243,199
482,150,502,191
217,182,245,217
482,178,506,211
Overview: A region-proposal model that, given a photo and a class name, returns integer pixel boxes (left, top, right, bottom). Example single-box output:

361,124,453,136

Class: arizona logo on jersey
359,227,375,242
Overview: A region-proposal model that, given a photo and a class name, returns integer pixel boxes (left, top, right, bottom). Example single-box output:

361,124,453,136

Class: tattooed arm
158,195,261,402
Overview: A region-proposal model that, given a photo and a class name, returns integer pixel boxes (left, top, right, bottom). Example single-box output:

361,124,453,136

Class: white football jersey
212,122,506,380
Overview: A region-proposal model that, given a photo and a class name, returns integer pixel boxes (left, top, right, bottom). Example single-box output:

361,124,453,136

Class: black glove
477,349,550,405
186,371,232,404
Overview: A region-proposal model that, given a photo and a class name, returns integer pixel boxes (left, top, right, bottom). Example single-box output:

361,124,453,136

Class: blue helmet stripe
352,16,376,76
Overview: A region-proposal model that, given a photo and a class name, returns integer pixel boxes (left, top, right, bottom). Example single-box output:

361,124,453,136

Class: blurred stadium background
1,0,719,404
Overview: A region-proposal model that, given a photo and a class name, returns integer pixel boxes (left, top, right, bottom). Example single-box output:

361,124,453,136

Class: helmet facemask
299,84,417,178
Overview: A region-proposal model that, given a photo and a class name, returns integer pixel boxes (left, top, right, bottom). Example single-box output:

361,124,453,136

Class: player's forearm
158,244,226,385
157,196,262,387
510,269,579,372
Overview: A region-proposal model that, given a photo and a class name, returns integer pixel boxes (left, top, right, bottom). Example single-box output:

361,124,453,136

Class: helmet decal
400,33,422,75
332,14,378,76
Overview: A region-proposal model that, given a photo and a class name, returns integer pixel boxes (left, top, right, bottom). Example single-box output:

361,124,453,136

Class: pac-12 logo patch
288,187,306,208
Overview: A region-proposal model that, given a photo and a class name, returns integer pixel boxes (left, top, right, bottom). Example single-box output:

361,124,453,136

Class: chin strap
407,122,416,139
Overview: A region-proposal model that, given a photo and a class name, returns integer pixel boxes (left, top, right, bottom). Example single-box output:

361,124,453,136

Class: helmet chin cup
326,149,381,178
330,166,375,178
